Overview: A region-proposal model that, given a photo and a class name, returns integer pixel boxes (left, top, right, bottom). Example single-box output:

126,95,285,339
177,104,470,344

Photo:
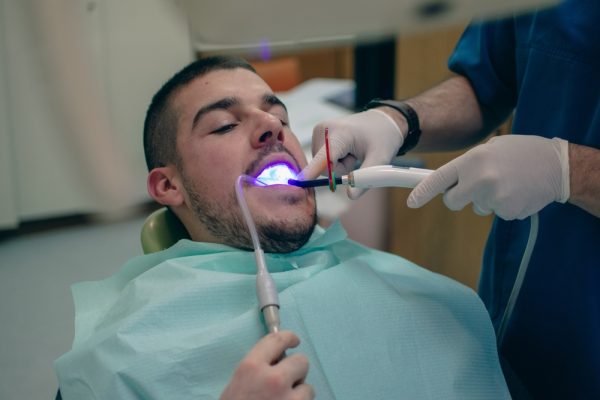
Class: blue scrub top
448,0,600,398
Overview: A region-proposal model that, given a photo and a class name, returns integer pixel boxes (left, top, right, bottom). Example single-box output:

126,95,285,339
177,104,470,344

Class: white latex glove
299,109,404,199
407,135,570,220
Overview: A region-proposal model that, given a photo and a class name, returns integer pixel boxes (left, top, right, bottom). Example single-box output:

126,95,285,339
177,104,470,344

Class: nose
251,111,285,148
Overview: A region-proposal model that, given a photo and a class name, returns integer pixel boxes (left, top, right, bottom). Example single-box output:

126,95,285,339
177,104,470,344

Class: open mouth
254,162,298,186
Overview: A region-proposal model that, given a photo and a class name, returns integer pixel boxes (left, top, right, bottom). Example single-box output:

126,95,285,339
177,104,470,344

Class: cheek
189,151,246,195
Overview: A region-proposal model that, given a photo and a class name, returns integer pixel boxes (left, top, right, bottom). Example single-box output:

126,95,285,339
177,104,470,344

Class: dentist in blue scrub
302,0,600,398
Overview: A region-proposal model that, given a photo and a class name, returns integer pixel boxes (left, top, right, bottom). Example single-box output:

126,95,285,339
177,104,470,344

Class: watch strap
365,99,421,155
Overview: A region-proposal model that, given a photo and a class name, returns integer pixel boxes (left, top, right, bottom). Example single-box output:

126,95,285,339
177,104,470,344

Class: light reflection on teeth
255,163,297,186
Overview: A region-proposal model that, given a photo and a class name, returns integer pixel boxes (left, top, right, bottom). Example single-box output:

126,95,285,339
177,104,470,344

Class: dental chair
140,207,190,254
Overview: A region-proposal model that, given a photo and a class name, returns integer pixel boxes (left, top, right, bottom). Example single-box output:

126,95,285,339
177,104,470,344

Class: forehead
174,68,272,113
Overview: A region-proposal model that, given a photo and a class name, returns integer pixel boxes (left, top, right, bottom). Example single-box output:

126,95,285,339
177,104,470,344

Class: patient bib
55,222,509,399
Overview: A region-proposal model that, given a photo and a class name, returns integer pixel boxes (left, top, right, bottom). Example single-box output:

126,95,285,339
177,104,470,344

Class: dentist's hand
300,109,405,199
220,331,314,400
407,135,570,220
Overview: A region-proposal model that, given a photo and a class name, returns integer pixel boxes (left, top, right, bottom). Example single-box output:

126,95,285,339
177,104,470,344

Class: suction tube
235,175,281,334
497,213,539,346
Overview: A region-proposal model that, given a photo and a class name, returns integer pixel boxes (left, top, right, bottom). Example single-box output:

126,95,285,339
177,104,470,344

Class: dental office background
0,1,506,398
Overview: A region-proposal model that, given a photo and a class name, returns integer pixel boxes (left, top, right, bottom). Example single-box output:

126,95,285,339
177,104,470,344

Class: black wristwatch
365,99,421,155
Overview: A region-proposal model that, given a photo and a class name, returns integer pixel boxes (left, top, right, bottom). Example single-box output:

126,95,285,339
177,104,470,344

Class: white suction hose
235,175,281,334
497,213,539,346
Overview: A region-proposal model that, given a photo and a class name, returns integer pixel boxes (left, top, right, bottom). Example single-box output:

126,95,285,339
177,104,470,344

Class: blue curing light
255,163,297,186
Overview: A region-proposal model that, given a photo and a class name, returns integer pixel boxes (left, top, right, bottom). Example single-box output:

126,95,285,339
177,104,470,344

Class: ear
147,166,185,207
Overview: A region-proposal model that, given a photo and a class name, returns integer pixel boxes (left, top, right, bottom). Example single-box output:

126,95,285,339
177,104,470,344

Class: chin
263,207,316,231
256,206,317,253
259,224,316,253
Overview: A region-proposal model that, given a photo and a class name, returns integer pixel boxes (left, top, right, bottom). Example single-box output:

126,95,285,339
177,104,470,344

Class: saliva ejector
235,175,281,335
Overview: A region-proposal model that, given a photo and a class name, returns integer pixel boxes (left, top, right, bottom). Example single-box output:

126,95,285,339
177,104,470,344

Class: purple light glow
255,163,297,186
259,39,271,61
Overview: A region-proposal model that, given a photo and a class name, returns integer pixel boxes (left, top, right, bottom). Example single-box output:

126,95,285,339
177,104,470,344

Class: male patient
55,56,510,399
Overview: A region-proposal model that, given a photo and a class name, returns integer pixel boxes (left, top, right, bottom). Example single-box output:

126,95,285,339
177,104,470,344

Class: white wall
0,0,193,228
0,0,18,228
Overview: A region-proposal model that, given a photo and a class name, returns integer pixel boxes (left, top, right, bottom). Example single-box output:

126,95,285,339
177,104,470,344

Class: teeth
255,163,297,186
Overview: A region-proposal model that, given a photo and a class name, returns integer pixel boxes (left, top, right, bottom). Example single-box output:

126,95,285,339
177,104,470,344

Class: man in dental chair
55,56,510,400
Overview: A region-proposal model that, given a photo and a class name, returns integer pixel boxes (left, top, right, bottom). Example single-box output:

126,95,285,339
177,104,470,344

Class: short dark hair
143,56,256,171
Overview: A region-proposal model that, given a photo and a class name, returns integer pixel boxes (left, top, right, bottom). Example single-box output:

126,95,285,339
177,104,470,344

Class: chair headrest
140,207,190,254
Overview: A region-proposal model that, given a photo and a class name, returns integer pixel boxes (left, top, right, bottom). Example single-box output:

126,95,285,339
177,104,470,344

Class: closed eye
211,123,238,134
272,112,289,127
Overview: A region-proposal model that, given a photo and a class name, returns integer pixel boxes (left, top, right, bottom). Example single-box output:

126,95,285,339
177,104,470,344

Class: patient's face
172,68,316,252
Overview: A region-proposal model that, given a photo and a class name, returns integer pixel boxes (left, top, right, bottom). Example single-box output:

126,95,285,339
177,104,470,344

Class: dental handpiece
289,165,433,189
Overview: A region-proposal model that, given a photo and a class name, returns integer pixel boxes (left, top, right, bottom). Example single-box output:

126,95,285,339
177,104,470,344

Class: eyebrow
263,94,288,113
192,93,288,129
192,97,239,129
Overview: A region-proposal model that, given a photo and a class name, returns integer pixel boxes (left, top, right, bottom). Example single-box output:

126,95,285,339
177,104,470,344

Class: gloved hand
299,109,404,199
407,135,570,220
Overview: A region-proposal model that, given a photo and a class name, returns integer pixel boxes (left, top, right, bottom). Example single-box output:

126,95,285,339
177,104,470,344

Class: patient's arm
220,331,314,400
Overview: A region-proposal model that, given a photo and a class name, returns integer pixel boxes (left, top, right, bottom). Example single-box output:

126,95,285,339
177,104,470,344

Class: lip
250,152,300,180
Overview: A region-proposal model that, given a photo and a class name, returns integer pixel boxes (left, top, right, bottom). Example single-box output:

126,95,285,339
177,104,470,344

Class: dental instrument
295,124,432,191
289,165,433,190
235,175,281,334
252,160,432,191
324,127,337,192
